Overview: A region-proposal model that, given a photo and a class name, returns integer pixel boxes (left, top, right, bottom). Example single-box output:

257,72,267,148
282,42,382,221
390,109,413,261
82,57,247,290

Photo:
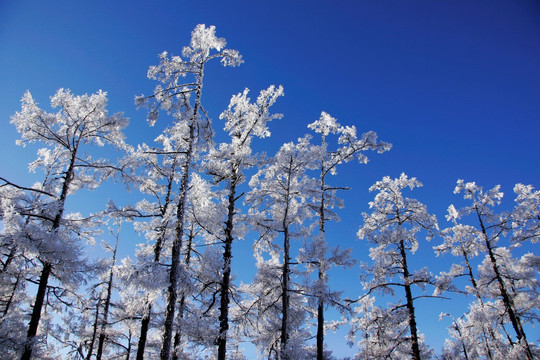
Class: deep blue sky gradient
1,1,539,357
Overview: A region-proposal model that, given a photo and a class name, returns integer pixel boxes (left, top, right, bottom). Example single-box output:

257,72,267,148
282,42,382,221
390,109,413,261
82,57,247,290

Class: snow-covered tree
1,88,129,359
135,24,242,360
303,111,391,359
113,129,183,360
353,174,438,360
243,135,318,359
511,183,540,246
434,206,502,359
451,180,537,359
202,85,283,359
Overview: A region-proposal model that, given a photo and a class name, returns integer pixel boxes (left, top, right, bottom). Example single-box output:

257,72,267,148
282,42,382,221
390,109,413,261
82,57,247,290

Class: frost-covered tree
135,24,242,360
451,180,537,359
353,174,438,360
511,183,540,246
303,111,390,359
49,225,126,360
435,206,501,359
202,85,283,359
244,135,318,359
1,88,128,360
112,128,183,360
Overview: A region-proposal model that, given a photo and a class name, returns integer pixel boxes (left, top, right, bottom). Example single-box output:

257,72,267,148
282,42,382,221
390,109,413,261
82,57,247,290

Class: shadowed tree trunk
399,239,421,360
217,170,238,360
86,298,101,360
21,151,77,360
136,159,176,360
475,206,534,360
280,159,293,360
96,230,120,360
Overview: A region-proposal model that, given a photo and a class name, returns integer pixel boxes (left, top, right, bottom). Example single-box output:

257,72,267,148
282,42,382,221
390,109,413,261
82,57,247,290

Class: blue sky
1,0,539,357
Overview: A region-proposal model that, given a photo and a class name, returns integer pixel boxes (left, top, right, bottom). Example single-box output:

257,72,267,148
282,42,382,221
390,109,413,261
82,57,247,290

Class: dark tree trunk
86,298,101,360
462,249,494,359
136,160,176,360
171,226,195,360
1,271,21,319
160,61,204,360
316,169,326,360
280,225,290,360
279,160,294,360
136,309,152,360
399,239,421,360
217,175,237,360
476,208,533,360
21,151,76,360
96,235,118,360
316,274,324,360
21,261,51,360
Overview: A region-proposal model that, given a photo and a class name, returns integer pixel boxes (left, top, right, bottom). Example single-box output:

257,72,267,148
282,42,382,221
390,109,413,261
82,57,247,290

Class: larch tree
205,85,284,360
353,174,438,360
435,206,501,359
511,183,540,246
244,135,318,360
1,89,129,360
451,180,537,359
303,111,391,360
116,128,183,360
135,24,242,360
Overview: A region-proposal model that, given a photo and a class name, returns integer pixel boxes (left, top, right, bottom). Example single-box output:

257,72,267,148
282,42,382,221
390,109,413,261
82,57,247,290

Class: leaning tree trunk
171,225,195,360
160,145,192,360
399,239,421,360
96,233,119,360
136,160,176,360
475,207,534,360
461,248,495,359
21,150,77,360
86,298,101,360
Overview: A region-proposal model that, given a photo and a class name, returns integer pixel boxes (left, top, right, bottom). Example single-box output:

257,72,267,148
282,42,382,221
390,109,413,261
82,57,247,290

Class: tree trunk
316,274,324,360
86,298,101,360
1,271,21,319
461,249,494,359
160,61,204,360
21,151,76,360
136,162,175,360
136,307,152,360
280,225,290,360
280,160,293,360
316,169,326,360
399,239,421,360
21,261,51,360
171,226,195,360
96,234,119,360
218,175,237,360
475,208,533,360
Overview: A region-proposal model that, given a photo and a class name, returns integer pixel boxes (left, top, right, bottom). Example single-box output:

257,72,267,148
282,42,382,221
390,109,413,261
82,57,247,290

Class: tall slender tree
452,180,536,359
355,174,438,360
245,135,318,359
304,111,390,359
203,85,284,359
3,89,129,360
435,205,503,359
136,24,242,360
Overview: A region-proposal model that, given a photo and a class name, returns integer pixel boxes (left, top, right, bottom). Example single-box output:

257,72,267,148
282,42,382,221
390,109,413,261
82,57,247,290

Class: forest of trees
0,24,538,360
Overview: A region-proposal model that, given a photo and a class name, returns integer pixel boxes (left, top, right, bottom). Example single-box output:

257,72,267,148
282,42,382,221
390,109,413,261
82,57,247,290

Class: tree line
1,24,538,360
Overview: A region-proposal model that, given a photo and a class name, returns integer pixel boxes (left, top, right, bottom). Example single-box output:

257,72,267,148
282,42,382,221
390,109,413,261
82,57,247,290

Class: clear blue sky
1,0,539,357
